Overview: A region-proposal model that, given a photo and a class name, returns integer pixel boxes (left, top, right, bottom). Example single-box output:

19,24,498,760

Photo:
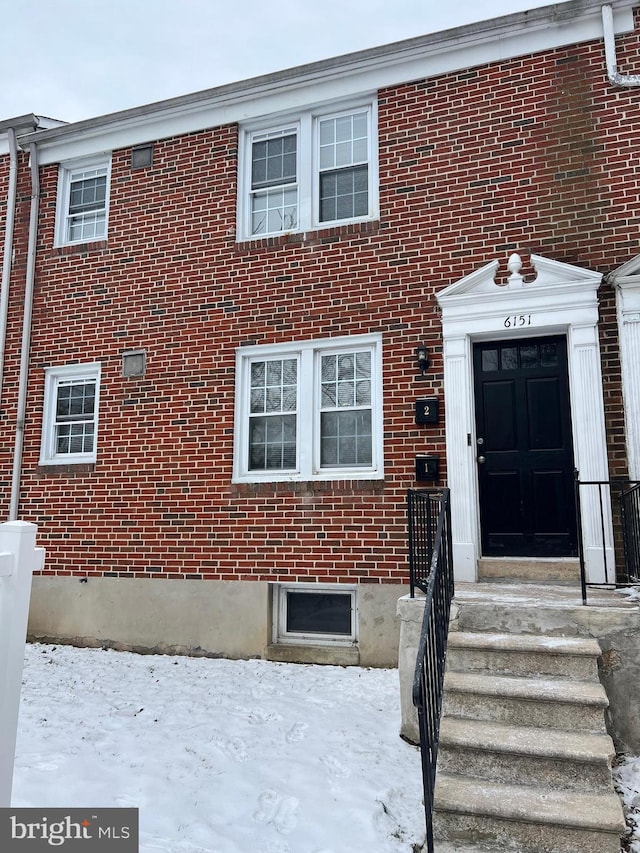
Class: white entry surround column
610,255,640,481
436,254,613,584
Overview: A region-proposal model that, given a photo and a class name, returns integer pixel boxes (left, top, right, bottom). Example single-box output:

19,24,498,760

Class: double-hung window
56,157,111,245
233,334,383,482
39,364,101,465
239,99,378,239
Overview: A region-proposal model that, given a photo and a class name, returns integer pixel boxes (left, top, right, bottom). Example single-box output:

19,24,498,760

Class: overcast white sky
3,1,571,124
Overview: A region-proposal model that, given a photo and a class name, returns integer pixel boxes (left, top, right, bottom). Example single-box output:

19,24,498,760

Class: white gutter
0,128,19,408
602,3,640,86
9,142,40,521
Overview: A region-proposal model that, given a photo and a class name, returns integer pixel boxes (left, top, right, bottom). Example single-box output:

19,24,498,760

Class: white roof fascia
20,0,637,166
0,115,67,156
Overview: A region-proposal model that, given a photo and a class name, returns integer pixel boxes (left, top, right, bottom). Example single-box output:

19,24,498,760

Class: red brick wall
2,20,639,582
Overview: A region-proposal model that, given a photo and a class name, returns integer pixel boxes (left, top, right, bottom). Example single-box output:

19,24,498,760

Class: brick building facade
0,0,639,665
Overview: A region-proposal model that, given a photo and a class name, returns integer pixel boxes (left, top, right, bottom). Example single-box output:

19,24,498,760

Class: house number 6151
503,314,532,328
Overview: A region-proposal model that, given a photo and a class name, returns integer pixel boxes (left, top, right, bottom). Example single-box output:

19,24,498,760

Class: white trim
437,254,613,584
610,255,640,479
24,2,637,166
273,583,358,646
233,333,383,483
39,363,101,465
54,155,112,247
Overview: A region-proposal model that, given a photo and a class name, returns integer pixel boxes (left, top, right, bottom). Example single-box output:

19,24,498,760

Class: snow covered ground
12,642,640,852
12,644,425,853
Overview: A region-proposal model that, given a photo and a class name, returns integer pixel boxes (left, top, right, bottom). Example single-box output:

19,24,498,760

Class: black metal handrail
574,472,640,604
407,489,442,597
410,488,454,853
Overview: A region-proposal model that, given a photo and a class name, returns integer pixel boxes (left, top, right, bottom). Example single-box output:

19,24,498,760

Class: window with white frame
238,100,378,239
56,157,111,245
273,584,357,646
39,364,101,465
233,334,383,483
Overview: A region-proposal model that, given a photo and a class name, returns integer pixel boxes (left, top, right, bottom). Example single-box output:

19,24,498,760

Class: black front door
473,336,577,558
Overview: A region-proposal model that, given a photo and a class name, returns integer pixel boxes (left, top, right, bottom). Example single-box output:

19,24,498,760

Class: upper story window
39,363,101,465
238,99,378,240
55,157,111,246
233,334,383,483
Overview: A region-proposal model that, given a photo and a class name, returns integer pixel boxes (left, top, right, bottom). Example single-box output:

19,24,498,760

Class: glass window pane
266,387,282,412
252,132,296,189
335,116,352,143
319,166,368,223
250,388,265,414
353,138,368,162
319,120,335,146
286,591,352,635
355,380,371,405
501,347,518,370
321,355,336,382
321,383,337,407
249,413,296,471
320,410,372,468
337,381,354,407
482,350,498,372
251,187,298,235
540,343,559,367
335,141,352,167
337,354,355,380
520,345,538,369
355,352,371,377
267,361,282,385
352,112,368,139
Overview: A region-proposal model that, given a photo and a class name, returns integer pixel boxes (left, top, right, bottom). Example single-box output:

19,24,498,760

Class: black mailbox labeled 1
415,455,440,481
415,398,439,425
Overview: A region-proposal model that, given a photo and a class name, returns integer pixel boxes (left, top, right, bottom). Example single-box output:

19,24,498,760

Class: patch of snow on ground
13,644,425,853
614,756,640,852
618,586,640,602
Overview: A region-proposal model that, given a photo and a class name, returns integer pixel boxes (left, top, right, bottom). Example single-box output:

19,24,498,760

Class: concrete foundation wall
28,577,405,667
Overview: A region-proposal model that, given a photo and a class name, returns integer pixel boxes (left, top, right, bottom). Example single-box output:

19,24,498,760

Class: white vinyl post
0,521,44,806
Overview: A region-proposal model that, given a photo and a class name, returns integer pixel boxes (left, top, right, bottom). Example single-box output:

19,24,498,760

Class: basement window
274,584,357,646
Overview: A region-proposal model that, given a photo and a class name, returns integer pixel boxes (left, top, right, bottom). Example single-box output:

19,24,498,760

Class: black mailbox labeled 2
416,455,440,481
415,398,439,425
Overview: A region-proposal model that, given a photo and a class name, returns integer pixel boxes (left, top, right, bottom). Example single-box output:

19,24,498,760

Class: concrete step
446,630,601,679
452,582,637,638
477,558,580,584
438,717,616,792
442,670,608,732
433,773,625,853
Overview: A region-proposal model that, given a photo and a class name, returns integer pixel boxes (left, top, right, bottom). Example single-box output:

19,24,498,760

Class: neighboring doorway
473,335,577,558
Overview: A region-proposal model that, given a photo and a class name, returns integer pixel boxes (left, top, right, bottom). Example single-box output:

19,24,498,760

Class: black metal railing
622,482,640,584
410,488,454,853
574,472,640,604
407,489,444,597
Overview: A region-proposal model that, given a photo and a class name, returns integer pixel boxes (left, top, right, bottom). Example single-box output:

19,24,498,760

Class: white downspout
9,142,40,521
0,127,19,407
602,4,640,87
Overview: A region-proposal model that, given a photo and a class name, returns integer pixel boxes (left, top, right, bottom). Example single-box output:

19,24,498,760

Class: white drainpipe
0,127,19,408
9,142,40,521
602,4,640,87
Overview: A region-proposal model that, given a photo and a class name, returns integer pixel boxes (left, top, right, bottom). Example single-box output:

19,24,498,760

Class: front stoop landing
432,586,626,853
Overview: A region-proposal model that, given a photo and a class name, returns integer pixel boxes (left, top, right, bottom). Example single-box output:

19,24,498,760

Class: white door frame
437,253,613,584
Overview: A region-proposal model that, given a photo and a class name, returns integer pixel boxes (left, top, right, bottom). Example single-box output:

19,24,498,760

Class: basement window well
274,584,357,645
